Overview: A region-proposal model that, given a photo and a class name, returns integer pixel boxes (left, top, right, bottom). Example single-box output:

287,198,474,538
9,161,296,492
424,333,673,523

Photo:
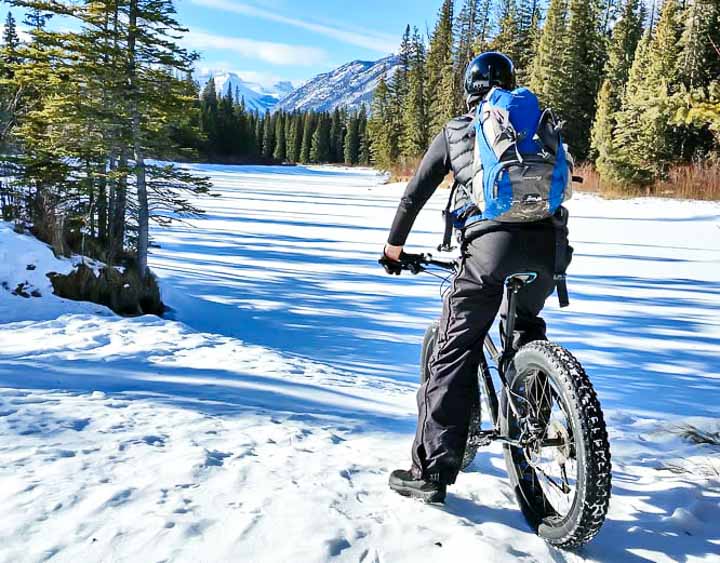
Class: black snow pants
411,221,571,484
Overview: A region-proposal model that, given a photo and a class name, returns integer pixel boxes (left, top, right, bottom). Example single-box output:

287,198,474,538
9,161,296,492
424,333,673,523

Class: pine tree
529,0,568,113
273,112,286,161
393,25,412,110
368,72,399,168
490,1,521,63
329,107,344,163
401,27,429,158
7,0,209,272
516,0,543,83
262,111,275,159
591,0,643,171
613,0,683,184
23,6,52,30
454,0,487,111
201,79,219,154
679,0,720,91
292,112,304,162
561,0,606,159
300,112,315,163
358,105,370,165
426,0,456,136
310,113,330,162
255,113,268,157
344,112,360,165
2,12,20,67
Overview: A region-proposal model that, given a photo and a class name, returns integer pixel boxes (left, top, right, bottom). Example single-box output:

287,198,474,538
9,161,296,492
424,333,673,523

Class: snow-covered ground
1,165,719,562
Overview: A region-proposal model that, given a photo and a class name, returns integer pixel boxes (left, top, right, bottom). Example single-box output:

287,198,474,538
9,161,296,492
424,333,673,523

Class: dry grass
655,160,720,201
388,156,453,189
575,160,720,201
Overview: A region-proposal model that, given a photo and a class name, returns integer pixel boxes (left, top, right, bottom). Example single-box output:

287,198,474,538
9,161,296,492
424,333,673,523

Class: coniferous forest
368,0,720,198
0,0,719,300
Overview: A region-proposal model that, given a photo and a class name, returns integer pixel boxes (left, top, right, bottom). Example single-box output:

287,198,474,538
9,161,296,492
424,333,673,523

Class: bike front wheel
501,341,612,549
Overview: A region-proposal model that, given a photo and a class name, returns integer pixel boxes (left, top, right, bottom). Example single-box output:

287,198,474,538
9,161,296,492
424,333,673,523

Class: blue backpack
470,87,573,222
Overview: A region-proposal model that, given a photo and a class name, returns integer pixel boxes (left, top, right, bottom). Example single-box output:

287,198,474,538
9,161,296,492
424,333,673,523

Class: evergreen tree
529,0,568,113
516,0,543,83
262,111,275,159
490,1,521,63
23,6,52,30
344,112,360,165
358,105,370,165
310,113,330,162
273,111,286,161
200,79,219,154
2,12,20,66
679,0,720,91
613,0,683,184
591,0,643,170
292,112,304,162
401,27,429,157
454,0,487,111
562,0,606,159
426,0,456,136
300,111,315,163
330,107,344,163
368,72,399,168
254,113,264,157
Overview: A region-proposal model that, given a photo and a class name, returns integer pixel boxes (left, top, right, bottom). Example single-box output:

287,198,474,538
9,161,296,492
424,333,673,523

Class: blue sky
177,0,442,87
3,0,442,88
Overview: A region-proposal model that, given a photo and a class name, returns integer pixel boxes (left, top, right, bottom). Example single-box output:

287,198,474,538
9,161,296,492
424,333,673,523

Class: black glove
379,252,425,275
379,253,403,275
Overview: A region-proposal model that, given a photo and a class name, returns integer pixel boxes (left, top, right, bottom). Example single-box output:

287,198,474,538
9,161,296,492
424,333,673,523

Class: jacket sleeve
386,131,452,247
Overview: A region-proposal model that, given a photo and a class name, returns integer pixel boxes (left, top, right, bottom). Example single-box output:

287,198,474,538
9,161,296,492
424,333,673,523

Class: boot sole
390,483,446,504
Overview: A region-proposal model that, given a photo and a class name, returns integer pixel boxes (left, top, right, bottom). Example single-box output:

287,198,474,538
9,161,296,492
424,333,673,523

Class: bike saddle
505,272,538,287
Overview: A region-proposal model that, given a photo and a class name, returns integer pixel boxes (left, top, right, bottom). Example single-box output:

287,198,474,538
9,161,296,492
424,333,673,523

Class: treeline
0,0,210,283
194,78,371,166
369,0,720,195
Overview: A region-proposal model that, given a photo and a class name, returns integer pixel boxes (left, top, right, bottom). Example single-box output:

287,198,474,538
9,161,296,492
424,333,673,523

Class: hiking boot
388,469,446,503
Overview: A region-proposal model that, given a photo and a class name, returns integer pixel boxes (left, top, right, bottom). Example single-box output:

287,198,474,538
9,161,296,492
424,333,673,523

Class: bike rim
514,367,580,522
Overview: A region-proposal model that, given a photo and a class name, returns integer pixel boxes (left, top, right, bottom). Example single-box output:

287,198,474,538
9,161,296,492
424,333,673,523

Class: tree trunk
97,163,108,242
128,0,149,279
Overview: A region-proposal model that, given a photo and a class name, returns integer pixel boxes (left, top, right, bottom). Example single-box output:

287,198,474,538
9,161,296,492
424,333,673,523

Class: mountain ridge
274,55,399,114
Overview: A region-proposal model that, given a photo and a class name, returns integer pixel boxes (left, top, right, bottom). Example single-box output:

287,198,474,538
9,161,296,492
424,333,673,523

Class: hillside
274,55,399,114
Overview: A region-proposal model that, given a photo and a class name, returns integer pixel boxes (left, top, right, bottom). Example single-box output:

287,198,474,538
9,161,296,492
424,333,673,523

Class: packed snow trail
1,165,719,562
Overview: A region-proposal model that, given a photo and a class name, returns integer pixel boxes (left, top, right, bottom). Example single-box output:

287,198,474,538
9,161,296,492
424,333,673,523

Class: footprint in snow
326,537,352,557
202,449,232,468
103,488,135,509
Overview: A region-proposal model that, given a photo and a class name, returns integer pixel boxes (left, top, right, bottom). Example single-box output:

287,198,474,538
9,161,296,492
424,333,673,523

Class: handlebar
397,253,457,274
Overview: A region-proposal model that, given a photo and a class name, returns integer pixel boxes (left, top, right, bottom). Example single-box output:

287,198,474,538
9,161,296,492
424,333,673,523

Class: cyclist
380,52,572,503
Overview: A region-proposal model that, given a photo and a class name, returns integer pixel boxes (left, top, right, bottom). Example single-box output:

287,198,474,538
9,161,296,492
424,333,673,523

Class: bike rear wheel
420,322,480,472
501,341,611,549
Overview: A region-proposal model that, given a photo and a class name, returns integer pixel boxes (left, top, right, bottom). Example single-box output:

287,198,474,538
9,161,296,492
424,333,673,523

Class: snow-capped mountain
274,55,399,114
195,72,295,114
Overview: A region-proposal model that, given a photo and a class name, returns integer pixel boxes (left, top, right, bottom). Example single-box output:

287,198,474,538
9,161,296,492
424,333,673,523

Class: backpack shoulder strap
439,180,461,252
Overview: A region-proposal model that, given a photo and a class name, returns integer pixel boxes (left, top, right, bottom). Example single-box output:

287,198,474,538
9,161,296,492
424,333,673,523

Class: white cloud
188,0,397,54
183,30,328,66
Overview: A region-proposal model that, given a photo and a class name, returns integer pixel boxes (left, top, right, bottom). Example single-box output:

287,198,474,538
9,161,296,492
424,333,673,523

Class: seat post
503,279,521,357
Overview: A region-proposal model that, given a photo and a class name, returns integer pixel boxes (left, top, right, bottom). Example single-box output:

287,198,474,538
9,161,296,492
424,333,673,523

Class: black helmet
464,52,516,102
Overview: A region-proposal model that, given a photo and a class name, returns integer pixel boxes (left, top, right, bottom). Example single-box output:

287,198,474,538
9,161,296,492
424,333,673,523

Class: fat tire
420,322,480,472
501,341,611,549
